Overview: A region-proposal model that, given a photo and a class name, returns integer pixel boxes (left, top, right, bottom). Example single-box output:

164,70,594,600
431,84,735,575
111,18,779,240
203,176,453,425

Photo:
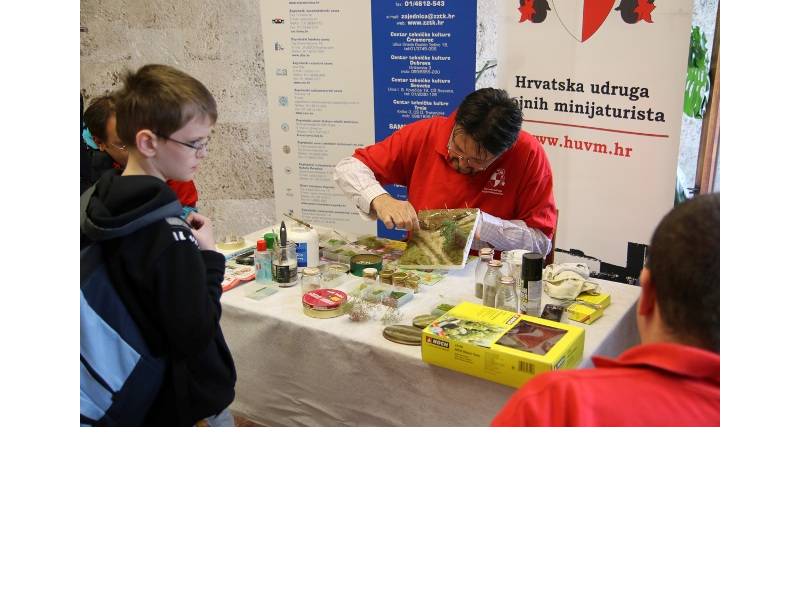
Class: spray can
520,252,543,316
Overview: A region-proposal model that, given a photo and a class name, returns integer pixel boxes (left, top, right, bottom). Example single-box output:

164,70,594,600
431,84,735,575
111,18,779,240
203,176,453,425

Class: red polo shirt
491,343,720,427
353,114,557,238
167,179,198,208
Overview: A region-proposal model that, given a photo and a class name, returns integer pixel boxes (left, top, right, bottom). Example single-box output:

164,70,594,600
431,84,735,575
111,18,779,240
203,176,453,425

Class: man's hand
185,212,216,251
371,193,419,230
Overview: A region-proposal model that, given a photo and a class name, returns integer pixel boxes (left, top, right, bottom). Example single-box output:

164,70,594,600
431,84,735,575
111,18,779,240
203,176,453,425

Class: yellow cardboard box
576,290,611,309
421,302,585,389
566,302,604,324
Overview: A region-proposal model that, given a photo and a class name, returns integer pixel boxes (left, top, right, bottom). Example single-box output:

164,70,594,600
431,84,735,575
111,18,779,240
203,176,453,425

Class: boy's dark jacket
82,170,236,425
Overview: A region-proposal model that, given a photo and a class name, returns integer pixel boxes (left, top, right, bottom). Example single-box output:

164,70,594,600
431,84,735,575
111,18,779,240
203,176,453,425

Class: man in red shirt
334,88,557,253
492,194,720,427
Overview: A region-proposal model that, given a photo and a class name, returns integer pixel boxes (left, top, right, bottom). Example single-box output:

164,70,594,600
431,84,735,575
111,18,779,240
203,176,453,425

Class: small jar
391,272,409,289
380,269,395,285
363,267,378,281
322,262,349,285
405,274,420,292
495,275,519,312
482,259,503,307
300,267,322,293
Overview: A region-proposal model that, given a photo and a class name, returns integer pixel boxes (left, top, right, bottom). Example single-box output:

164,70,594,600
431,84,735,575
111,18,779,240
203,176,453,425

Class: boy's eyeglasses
108,142,127,152
446,127,498,171
155,133,211,154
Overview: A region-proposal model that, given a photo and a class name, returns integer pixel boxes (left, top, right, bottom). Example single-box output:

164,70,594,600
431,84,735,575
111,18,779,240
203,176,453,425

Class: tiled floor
233,414,265,427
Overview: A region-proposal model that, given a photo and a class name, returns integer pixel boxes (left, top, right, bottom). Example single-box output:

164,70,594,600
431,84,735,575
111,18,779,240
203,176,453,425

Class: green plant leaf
684,26,711,119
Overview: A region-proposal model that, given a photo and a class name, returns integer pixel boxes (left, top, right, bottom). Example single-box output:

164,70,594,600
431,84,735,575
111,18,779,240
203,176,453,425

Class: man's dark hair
455,88,523,156
647,193,720,353
84,94,116,142
114,64,217,147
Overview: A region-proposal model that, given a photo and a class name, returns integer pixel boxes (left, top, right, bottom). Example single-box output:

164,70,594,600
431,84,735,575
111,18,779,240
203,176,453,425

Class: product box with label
576,290,611,309
421,302,585,388
566,302,604,324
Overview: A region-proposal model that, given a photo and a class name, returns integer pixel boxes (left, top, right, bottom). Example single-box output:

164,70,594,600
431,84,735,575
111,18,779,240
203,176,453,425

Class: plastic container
254,238,272,284
288,225,319,269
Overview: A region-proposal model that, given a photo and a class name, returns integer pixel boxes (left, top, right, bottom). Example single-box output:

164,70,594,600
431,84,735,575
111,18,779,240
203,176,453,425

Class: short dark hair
647,193,720,353
455,88,522,156
84,94,116,142
114,64,217,147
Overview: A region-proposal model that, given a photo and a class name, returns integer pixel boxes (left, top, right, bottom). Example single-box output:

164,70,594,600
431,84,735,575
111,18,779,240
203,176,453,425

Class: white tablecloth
221,230,641,426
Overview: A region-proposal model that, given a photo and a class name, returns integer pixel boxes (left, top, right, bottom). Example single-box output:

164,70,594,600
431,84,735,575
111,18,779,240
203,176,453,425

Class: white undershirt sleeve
333,156,388,220
476,211,552,254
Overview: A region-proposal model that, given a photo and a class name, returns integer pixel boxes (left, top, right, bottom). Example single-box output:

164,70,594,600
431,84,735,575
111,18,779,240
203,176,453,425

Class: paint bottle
272,221,298,287
482,259,503,307
520,252,544,316
288,225,319,269
475,247,494,298
254,238,272,284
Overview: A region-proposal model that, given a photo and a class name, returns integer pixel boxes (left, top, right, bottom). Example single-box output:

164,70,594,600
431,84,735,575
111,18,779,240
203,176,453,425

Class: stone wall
81,0,274,238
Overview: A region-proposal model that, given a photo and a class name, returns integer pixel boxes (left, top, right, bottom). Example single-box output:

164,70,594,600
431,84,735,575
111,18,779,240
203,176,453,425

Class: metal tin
382,325,423,345
301,288,348,319
412,314,437,329
349,253,383,277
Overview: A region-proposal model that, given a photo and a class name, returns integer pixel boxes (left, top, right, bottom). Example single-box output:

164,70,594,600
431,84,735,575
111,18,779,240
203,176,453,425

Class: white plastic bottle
288,225,319,269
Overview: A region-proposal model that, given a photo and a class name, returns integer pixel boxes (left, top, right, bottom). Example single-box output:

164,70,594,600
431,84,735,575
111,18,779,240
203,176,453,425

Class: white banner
260,0,375,234
497,1,692,266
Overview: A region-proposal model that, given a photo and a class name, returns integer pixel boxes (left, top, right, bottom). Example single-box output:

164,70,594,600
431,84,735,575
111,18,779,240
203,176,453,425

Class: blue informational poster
370,1,477,239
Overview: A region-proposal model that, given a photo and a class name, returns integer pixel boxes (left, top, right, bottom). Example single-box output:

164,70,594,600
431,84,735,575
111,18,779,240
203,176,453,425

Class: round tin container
349,253,383,277
379,269,396,285
301,288,348,319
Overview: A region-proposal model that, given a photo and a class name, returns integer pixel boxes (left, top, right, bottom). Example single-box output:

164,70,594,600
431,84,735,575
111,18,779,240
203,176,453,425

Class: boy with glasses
82,94,200,214
334,88,556,253
81,64,236,426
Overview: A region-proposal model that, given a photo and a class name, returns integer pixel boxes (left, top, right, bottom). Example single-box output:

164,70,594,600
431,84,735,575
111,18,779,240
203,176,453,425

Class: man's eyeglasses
446,127,498,171
155,132,211,154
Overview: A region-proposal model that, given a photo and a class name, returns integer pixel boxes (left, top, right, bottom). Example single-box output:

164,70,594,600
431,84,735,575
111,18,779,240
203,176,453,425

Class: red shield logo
552,1,615,42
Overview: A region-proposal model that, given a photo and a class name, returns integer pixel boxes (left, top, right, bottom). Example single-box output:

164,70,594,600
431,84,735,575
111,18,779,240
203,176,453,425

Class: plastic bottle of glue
288,225,319,268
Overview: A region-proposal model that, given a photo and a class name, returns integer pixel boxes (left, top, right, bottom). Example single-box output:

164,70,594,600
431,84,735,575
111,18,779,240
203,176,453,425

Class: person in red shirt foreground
334,88,557,254
492,194,720,427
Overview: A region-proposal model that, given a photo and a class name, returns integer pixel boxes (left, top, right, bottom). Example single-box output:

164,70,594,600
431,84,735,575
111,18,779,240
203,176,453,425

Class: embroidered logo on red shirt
483,168,506,196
